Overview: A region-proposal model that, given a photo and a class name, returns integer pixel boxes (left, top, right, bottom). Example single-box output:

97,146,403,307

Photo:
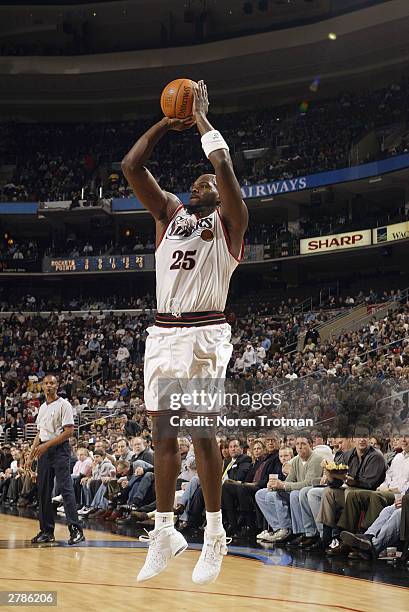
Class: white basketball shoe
137,526,188,582
191,529,230,585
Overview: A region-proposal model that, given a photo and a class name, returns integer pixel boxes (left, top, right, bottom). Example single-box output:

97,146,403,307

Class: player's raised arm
192,81,248,236
121,117,195,222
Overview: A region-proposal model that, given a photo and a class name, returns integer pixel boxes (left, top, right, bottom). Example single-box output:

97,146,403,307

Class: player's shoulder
163,192,184,221
59,397,73,409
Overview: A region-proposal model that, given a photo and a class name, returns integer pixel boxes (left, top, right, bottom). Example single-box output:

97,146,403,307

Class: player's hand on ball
193,80,209,117
167,117,196,131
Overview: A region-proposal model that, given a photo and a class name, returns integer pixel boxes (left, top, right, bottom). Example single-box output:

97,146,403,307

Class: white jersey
156,205,241,314
36,396,74,441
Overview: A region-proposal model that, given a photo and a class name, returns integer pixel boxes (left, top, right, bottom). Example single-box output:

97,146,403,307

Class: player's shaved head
198,173,217,186
44,374,58,382
192,173,217,191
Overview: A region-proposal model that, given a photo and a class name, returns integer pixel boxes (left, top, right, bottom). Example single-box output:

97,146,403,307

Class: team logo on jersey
167,214,214,241
201,229,214,241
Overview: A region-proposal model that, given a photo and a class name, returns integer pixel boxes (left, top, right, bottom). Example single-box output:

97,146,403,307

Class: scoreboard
42,254,155,273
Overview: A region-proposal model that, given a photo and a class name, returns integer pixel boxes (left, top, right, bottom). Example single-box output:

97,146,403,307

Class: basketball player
122,80,248,584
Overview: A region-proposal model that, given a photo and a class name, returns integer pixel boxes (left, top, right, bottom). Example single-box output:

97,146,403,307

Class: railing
293,297,313,315
375,386,409,411
319,285,340,307
295,304,364,351
24,423,37,442
331,288,409,338
276,334,409,396
77,413,118,437
0,309,150,319
1,425,25,442
357,334,409,364
296,287,409,351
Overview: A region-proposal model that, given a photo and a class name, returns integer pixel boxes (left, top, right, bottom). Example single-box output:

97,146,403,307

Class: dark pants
188,485,206,527
72,476,82,505
89,478,102,503
138,500,156,512
38,441,80,534
222,482,257,527
0,478,11,502
6,476,22,502
401,493,409,561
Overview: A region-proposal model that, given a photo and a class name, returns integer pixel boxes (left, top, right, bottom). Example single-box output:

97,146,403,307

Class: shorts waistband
155,311,226,328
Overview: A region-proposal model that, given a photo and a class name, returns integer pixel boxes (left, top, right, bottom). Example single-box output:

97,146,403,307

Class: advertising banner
300,229,372,255
372,221,409,244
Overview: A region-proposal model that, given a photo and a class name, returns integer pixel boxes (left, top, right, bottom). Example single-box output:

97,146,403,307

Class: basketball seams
174,79,184,118
160,87,167,115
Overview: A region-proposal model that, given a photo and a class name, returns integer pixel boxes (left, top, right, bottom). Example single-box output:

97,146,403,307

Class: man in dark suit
263,433,283,479
222,435,281,536
186,438,251,528
120,414,141,437
130,436,154,467
222,439,252,482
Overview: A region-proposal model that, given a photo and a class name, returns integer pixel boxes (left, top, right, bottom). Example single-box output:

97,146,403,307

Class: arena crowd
1,279,408,562
1,78,409,202
1,427,408,562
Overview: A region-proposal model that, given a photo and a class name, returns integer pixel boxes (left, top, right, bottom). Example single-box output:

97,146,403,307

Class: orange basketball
160,78,197,119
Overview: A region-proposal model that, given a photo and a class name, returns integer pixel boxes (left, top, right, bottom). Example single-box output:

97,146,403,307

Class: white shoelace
139,528,158,544
139,526,173,545
203,535,231,563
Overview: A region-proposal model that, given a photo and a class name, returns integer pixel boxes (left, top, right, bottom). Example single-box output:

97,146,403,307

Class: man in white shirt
242,344,256,369
28,374,85,546
116,345,130,364
232,354,244,373
256,343,266,365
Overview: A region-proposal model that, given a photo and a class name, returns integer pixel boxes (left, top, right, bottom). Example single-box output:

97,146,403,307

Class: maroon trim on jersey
146,408,180,416
185,410,221,417
216,209,244,263
155,311,226,328
156,202,184,249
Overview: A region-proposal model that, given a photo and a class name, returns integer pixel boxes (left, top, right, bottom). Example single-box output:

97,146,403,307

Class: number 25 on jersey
170,250,197,270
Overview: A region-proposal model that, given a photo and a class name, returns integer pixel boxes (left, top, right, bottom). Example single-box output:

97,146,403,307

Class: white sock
206,510,224,536
155,511,174,530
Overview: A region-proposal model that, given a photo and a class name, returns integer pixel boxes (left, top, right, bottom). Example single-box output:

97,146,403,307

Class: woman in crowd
222,439,277,537
220,441,230,471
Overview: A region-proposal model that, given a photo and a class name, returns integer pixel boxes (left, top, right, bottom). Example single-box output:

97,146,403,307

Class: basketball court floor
1,510,408,611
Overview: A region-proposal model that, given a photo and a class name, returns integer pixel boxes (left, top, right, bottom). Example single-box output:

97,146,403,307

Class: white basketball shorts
144,323,232,415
